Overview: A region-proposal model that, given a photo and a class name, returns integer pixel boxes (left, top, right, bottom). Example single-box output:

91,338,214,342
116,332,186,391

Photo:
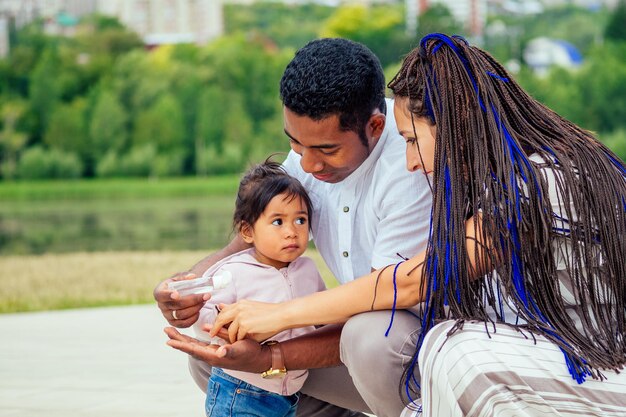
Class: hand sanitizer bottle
168,270,232,297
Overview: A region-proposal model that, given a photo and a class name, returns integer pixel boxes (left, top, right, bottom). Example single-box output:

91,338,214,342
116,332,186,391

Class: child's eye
295,217,308,225
406,137,417,145
272,219,283,226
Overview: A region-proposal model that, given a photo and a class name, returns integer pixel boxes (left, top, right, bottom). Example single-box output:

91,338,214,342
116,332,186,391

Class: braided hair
388,33,626,403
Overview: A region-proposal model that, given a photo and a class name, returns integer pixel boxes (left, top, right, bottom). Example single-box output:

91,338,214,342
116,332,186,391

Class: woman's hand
209,300,287,343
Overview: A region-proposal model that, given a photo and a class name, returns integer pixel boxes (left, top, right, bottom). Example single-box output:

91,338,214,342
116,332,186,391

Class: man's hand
164,327,271,373
154,272,210,328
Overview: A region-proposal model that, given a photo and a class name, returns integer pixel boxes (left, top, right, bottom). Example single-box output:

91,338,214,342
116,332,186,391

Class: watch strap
261,340,287,379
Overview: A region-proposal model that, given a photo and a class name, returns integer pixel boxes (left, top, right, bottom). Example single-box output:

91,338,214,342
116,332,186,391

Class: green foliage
416,4,464,39
515,41,626,135
0,99,29,179
486,5,609,63
29,47,61,131
116,144,156,177
600,129,626,163
44,99,88,156
605,1,626,42
132,93,185,151
2,3,626,181
321,4,413,67
0,176,239,201
223,2,334,50
89,89,128,156
17,146,83,179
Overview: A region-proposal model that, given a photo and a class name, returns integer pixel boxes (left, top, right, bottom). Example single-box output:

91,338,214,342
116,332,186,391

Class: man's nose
300,150,324,173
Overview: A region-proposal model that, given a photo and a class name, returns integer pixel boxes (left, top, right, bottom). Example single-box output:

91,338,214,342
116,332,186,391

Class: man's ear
240,222,254,244
366,112,386,142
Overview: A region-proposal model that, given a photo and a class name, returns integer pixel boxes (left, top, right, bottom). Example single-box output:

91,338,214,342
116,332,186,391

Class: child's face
241,192,309,269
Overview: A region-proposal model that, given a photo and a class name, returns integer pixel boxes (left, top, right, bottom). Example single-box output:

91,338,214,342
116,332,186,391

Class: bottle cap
211,270,232,290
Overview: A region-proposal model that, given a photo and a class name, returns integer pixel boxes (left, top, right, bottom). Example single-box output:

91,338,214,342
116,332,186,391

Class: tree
29,47,61,133
605,0,626,42
43,99,88,163
417,4,464,39
132,93,186,176
89,89,128,157
0,100,29,179
320,4,413,67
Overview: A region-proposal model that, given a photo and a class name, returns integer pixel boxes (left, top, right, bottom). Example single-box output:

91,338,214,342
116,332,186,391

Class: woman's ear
240,222,254,244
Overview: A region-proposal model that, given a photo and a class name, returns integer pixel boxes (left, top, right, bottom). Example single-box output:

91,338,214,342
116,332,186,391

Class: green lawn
0,249,337,313
0,176,240,201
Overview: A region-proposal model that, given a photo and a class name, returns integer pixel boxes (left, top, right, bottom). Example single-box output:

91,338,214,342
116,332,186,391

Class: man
155,38,432,417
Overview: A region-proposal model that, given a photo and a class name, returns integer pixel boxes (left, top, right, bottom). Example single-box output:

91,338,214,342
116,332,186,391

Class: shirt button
342,251,349,257
343,206,349,213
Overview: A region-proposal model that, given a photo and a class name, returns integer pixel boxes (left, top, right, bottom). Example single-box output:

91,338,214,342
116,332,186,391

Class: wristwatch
261,340,287,379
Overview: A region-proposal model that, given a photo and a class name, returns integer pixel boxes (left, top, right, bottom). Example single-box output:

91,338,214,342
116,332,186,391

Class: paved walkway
0,304,205,417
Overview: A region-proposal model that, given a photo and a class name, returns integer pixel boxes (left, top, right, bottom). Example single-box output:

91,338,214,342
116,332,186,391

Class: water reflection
0,196,235,254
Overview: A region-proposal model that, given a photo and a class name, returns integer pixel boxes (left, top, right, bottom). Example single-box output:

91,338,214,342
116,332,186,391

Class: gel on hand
168,270,232,297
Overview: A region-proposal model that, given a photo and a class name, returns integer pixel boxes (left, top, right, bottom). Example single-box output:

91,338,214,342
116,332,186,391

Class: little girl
194,159,326,417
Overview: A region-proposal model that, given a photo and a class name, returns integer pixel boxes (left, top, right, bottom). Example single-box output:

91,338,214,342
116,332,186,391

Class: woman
210,34,626,416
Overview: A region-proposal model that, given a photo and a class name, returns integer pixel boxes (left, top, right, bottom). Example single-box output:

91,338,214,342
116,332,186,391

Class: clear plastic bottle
168,270,232,297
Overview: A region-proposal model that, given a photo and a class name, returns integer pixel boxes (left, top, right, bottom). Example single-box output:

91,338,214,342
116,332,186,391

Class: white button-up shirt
284,99,432,284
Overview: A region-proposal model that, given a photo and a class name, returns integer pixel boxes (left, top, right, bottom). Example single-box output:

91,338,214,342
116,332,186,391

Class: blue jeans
206,367,299,417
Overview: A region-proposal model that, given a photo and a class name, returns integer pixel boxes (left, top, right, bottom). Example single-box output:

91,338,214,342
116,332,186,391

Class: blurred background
1,0,625,313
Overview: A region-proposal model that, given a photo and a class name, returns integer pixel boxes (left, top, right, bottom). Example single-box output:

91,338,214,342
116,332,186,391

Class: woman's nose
406,156,420,173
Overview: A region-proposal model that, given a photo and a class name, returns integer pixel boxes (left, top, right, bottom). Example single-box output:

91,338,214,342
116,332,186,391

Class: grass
0,176,240,201
0,249,337,313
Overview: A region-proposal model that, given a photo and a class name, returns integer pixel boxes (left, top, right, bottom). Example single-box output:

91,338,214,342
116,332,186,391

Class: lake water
0,195,236,254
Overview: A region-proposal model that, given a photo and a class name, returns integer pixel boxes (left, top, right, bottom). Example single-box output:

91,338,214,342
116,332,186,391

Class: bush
118,144,156,177
95,151,121,178
17,146,83,179
600,129,626,164
196,144,244,176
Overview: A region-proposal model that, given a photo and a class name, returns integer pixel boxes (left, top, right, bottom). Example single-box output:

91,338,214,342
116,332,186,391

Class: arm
154,235,250,327
165,324,343,373
213,215,489,341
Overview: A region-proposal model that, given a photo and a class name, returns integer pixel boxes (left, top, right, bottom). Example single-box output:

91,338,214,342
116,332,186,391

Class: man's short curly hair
280,38,386,146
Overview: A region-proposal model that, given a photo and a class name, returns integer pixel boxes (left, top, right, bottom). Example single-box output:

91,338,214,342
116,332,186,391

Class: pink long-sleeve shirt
194,248,326,395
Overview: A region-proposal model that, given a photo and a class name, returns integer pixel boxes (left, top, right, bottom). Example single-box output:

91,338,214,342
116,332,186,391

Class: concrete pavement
0,304,205,417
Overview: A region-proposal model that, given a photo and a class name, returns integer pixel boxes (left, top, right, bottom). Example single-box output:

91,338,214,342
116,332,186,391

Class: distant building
0,0,97,25
97,0,223,46
523,36,583,76
0,14,8,58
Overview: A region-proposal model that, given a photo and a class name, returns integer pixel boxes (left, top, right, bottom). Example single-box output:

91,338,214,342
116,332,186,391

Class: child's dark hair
234,158,313,231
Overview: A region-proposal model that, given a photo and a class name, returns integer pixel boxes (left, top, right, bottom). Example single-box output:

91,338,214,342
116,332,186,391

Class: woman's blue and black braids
388,33,626,404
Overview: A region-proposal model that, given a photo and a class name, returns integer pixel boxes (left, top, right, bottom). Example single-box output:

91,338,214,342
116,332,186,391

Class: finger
216,344,229,358
169,272,197,282
164,326,197,343
167,339,221,360
228,320,240,344
210,308,235,337
203,324,230,342
237,324,249,342
161,293,209,310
